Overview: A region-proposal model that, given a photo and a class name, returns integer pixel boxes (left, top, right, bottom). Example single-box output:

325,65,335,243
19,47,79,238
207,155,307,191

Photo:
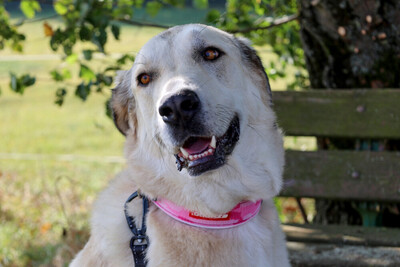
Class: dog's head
111,24,284,215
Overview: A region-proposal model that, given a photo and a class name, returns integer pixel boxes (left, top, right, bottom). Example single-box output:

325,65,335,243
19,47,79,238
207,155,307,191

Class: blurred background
1,0,398,266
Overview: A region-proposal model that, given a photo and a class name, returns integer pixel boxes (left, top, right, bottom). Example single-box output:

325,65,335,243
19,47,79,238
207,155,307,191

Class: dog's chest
144,207,272,267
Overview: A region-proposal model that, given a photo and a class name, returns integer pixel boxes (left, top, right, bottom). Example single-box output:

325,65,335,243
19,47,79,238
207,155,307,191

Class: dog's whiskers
247,123,265,139
225,162,241,178
151,131,178,174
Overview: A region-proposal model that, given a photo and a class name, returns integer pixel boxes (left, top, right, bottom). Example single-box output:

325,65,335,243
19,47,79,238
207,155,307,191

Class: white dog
71,24,290,267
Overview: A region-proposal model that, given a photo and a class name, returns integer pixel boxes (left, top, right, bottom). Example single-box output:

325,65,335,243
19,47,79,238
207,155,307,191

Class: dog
71,24,290,267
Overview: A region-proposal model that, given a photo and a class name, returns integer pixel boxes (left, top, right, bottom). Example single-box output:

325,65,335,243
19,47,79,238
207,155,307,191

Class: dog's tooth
189,155,194,161
180,147,189,158
210,136,216,148
208,148,213,153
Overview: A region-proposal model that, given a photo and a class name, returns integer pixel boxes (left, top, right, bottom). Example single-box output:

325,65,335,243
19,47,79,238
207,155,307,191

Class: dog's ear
110,70,137,136
234,37,272,101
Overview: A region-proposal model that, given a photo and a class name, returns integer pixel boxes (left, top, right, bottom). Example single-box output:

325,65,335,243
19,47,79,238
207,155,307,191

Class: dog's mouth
174,115,240,176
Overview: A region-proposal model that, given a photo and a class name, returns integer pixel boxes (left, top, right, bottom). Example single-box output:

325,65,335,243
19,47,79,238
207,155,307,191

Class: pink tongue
184,138,211,155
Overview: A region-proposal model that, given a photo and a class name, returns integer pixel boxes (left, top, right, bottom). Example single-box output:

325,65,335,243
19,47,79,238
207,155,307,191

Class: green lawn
0,80,126,266
0,12,314,266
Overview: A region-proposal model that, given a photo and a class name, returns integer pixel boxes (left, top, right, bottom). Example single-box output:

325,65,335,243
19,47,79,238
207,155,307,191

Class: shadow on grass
21,227,90,267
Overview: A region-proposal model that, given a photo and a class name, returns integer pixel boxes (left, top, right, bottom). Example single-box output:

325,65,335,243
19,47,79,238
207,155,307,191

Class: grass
0,20,168,266
0,80,126,266
0,9,315,266
0,81,124,155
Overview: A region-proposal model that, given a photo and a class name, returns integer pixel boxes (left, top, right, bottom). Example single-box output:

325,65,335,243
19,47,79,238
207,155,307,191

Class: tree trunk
298,0,400,226
299,0,400,89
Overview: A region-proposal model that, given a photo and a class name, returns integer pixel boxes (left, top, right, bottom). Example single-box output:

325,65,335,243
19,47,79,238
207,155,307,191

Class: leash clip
124,191,150,267
131,234,149,246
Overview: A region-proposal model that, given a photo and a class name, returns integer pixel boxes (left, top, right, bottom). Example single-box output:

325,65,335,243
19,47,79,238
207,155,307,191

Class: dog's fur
71,24,290,267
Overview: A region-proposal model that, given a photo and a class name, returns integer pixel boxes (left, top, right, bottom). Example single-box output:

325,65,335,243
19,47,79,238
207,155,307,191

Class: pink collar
153,198,262,229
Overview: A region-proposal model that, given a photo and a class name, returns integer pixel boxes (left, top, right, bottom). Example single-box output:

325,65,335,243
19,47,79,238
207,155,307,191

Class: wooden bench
273,89,400,266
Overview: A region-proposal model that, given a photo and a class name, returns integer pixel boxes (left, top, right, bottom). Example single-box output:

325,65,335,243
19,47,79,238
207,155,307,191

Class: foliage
9,72,36,94
20,0,41,19
0,2,25,52
208,0,307,89
1,0,307,111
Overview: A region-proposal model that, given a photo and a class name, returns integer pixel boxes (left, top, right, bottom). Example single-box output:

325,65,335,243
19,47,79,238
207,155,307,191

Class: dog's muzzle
158,90,240,176
174,115,240,176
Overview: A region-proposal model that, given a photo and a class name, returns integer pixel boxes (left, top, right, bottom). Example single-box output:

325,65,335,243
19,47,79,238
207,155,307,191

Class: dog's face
111,24,284,215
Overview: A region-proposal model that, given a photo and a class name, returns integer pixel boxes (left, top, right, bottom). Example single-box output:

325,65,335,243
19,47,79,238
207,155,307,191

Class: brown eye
203,48,221,61
138,73,151,85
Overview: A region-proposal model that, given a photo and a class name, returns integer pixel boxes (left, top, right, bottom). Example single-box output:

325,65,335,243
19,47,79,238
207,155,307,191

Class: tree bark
299,0,400,89
298,0,400,226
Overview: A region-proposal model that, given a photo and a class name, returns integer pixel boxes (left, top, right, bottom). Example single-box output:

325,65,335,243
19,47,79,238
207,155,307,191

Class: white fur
71,24,290,267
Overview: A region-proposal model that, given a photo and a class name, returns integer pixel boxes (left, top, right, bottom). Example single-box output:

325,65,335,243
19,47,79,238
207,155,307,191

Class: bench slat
288,241,400,267
285,224,400,266
273,89,400,138
280,150,400,201
283,224,400,247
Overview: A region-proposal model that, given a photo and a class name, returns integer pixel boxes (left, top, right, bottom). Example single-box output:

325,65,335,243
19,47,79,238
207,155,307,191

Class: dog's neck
153,198,262,229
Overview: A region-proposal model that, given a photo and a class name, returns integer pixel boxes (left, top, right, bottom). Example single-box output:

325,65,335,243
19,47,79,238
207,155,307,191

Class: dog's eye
203,48,221,61
138,73,151,86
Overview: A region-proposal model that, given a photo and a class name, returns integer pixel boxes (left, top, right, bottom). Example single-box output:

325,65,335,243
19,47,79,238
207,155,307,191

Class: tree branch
115,18,172,29
228,14,299,34
14,13,60,26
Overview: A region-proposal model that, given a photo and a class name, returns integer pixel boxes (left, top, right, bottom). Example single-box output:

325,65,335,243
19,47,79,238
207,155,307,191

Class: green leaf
79,64,96,82
62,69,72,79
83,50,93,60
193,0,208,9
10,73,18,92
79,3,90,20
55,88,67,106
9,73,36,94
66,53,78,64
50,70,64,81
111,24,120,40
116,54,135,65
75,82,91,101
92,28,107,52
79,26,92,41
146,1,162,17
20,0,41,19
50,69,72,81
54,1,68,15
21,74,36,87
164,0,185,7
96,73,113,87
206,9,220,23
105,98,112,118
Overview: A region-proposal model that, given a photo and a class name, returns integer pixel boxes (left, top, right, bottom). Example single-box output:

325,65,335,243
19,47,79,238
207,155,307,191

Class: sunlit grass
0,81,124,155
0,159,122,266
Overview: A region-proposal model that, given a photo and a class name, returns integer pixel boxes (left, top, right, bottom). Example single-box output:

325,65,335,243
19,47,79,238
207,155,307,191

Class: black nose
158,90,200,125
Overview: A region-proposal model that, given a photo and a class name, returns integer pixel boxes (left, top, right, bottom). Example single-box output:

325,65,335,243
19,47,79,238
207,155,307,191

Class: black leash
124,191,150,267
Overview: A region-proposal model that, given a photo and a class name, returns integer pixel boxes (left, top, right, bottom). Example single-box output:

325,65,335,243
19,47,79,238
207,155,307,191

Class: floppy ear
234,37,272,101
110,70,137,136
